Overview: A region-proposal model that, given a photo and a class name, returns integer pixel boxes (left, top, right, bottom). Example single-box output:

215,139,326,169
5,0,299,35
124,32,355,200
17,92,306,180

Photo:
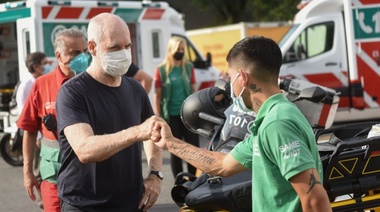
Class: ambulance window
305,22,334,57
152,31,160,58
283,21,334,63
25,31,31,55
184,39,197,63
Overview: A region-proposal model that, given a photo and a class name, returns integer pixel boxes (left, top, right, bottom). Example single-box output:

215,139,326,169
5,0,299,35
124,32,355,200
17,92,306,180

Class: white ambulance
0,0,220,106
279,0,380,123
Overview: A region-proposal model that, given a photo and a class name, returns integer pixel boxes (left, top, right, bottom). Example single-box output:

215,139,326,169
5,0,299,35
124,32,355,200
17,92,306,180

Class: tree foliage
192,0,299,25
191,0,248,24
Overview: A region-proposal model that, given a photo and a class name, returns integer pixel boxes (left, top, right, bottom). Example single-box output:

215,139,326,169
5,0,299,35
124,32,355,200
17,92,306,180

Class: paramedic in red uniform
18,28,88,212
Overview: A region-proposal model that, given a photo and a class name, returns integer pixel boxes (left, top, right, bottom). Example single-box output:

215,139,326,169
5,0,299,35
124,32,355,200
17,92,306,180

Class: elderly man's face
58,36,87,72
89,22,132,70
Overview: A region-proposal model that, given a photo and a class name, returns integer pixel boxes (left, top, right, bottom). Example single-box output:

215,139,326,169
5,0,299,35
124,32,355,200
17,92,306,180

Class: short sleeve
154,68,162,88
231,136,253,169
125,63,139,77
190,67,196,84
261,120,316,180
17,82,40,132
16,81,28,114
56,84,88,136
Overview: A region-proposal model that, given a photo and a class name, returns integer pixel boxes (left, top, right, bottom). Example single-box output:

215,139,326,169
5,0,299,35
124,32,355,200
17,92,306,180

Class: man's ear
55,51,61,62
239,69,249,87
88,40,96,56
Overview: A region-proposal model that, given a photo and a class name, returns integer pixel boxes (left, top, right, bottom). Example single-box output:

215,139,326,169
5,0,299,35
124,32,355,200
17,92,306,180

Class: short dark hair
226,36,282,83
25,52,46,73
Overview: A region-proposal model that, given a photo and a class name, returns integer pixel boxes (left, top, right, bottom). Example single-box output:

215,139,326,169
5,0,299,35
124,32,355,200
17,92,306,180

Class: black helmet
181,86,231,138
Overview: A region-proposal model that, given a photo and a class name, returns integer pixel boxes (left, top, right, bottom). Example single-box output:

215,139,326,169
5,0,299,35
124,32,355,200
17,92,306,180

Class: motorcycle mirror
292,86,326,103
199,112,225,125
214,79,230,95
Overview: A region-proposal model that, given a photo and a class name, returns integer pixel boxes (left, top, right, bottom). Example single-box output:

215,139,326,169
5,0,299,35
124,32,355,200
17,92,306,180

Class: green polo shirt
231,94,323,211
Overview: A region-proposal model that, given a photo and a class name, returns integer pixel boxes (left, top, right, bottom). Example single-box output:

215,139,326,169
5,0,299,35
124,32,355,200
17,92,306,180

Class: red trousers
41,180,61,212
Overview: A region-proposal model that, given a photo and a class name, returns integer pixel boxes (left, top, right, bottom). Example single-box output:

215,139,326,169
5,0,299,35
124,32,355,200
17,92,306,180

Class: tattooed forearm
165,139,219,172
307,170,322,194
168,144,216,172
173,144,216,164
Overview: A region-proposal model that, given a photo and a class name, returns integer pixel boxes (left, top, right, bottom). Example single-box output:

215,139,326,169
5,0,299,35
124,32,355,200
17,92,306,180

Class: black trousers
61,201,84,212
168,115,199,178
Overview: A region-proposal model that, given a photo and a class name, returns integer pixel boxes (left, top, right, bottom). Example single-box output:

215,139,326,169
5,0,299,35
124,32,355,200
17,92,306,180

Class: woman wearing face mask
153,36,199,178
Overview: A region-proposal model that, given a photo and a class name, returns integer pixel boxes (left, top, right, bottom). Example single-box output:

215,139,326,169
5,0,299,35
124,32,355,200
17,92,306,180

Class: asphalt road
0,133,207,212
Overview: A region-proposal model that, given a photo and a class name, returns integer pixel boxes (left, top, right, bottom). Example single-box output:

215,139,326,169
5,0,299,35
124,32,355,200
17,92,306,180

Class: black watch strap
149,170,163,180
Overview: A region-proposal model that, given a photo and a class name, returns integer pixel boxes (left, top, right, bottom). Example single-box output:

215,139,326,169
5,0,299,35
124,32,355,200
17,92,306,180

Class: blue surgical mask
43,64,51,74
230,73,252,113
69,53,88,75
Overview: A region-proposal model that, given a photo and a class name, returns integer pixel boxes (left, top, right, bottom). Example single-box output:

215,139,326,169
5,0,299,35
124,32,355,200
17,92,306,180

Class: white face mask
230,72,252,113
101,49,132,77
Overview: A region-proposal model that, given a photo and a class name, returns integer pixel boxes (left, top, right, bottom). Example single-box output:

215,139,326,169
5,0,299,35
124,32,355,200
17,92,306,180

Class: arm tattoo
307,170,322,194
169,143,216,172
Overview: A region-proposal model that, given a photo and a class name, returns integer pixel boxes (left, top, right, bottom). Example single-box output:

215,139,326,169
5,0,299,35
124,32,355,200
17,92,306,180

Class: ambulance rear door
17,17,38,82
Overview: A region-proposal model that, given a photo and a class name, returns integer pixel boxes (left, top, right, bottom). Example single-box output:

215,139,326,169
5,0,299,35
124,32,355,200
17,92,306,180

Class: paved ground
0,132,207,212
143,136,208,212
142,147,186,212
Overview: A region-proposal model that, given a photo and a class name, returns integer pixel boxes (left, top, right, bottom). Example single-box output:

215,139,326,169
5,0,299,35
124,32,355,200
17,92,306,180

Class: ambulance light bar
98,2,119,7
5,1,26,9
48,1,71,6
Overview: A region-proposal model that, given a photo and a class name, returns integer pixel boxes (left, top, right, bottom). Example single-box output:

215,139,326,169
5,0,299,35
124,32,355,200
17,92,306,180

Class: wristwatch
149,170,164,180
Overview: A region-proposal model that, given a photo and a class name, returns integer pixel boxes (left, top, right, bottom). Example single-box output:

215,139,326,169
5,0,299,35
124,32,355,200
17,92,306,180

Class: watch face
158,171,163,178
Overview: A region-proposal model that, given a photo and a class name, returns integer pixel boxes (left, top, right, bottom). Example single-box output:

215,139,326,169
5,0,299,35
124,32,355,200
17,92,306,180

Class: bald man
56,13,162,212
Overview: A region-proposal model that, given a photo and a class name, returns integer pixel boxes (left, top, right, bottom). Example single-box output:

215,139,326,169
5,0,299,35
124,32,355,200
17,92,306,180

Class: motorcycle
175,82,254,212
0,114,23,167
172,78,380,212
0,112,57,167
0,86,24,166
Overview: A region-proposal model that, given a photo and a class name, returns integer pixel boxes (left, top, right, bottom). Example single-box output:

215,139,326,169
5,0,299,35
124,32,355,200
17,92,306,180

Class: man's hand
136,115,162,141
22,130,39,201
139,174,162,211
23,172,39,201
150,119,173,149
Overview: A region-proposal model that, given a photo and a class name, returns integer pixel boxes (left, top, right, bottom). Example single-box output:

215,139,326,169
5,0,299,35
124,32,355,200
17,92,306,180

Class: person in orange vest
18,28,88,212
